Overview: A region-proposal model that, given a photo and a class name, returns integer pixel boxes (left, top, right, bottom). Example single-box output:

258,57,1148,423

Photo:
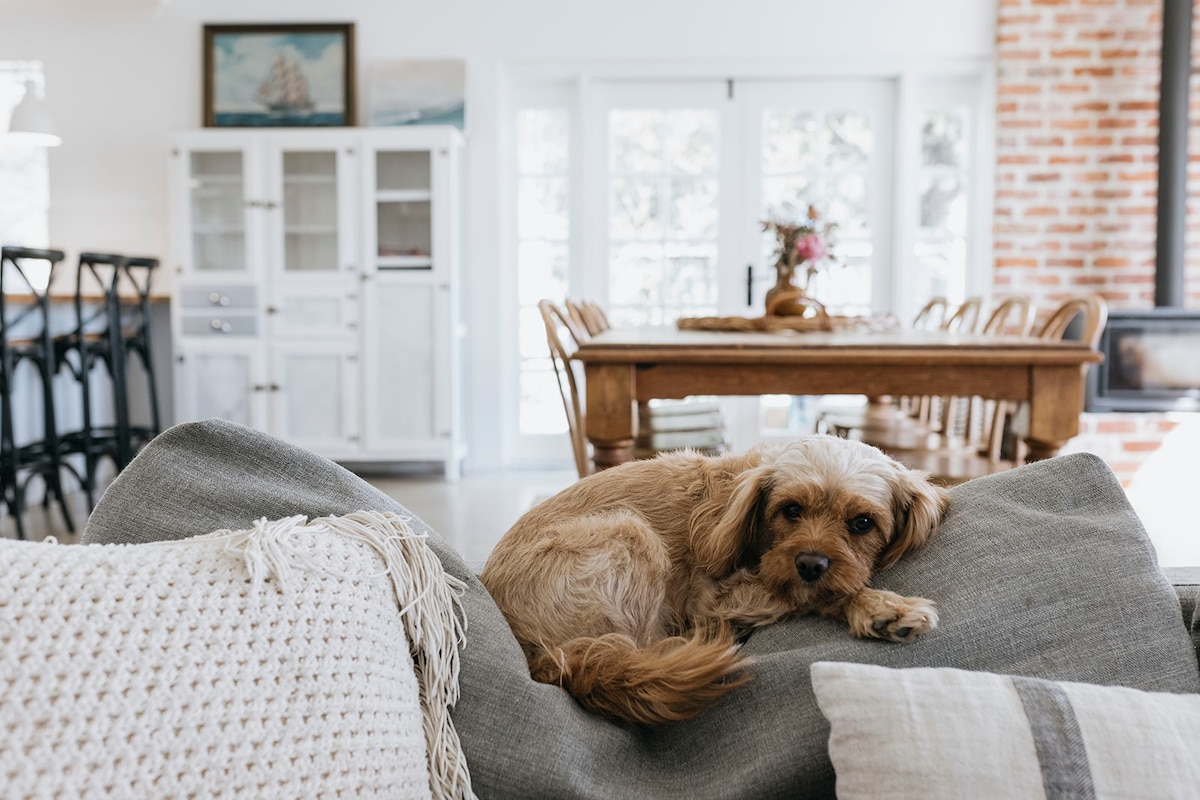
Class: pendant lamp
8,80,61,147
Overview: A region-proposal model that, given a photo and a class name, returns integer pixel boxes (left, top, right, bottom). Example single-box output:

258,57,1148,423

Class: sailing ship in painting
255,52,315,119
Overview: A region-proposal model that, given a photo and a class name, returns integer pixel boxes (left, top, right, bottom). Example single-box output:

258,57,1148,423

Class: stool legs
1,245,80,539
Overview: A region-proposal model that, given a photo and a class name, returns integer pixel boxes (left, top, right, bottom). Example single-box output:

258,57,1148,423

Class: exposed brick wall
995,0,1200,485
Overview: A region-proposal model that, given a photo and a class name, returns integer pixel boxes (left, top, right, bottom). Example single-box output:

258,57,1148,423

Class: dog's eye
847,516,875,535
781,503,804,521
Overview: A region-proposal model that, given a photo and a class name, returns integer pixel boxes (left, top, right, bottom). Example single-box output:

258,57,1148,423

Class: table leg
584,362,637,470
1023,365,1086,464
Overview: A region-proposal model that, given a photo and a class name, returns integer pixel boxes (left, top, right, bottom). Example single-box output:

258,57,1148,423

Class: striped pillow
811,661,1200,799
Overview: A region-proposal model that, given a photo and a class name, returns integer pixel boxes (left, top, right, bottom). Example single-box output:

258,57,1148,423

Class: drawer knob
208,292,231,307
209,319,233,333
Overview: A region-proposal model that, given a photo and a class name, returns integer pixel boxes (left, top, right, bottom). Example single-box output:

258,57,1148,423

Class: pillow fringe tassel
220,510,474,800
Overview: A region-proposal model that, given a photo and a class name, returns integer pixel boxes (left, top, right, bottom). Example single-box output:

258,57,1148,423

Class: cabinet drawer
181,313,258,336
180,285,258,310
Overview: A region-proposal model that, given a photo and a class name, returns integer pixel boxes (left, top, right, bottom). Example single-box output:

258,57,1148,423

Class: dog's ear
691,465,774,578
877,465,949,571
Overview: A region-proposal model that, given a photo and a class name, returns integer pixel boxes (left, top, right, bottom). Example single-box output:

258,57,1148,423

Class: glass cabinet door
374,151,433,270
280,149,341,274
187,150,251,274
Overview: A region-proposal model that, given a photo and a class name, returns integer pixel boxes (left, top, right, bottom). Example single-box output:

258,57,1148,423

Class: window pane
762,110,819,173
517,241,568,305
608,107,720,325
913,106,970,305
609,177,663,240
516,107,570,435
919,174,967,236
824,111,872,170
663,109,718,174
609,242,666,307
518,176,569,239
922,111,966,167
610,110,663,173
667,177,718,239
519,110,570,173
520,366,568,434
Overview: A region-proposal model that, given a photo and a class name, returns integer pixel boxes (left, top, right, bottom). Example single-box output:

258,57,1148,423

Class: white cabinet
168,127,464,476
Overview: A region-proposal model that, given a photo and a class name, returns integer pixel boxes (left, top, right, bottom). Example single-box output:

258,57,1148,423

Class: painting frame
203,23,356,128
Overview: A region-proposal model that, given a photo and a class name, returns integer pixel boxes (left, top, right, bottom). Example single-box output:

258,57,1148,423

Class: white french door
583,79,895,325
582,82,735,323
737,81,895,317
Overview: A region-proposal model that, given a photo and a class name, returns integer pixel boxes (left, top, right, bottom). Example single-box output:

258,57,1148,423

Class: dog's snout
795,551,830,583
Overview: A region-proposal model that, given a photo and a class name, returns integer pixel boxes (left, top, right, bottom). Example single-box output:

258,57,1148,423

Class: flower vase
764,257,813,317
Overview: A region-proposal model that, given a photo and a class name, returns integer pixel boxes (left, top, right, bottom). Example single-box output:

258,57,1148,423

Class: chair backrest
119,256,158,304
74,252,125,336
116,256,160,336
0,245,65,347
981,296,1036,336
561,299,595,344
980,294,1108,463
567,298,611,337
538,299,590,478
943,296,983,333
1038,293,1108,348
912,296,948,330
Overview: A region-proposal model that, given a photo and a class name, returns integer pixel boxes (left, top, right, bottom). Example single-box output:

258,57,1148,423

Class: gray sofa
82,420,1200,799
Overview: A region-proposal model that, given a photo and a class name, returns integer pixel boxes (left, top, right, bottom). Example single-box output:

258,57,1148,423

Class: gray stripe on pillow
1012,676,1096,800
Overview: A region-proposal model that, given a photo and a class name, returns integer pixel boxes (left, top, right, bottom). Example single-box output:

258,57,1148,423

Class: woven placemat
679,289,834,332
677,314,833,332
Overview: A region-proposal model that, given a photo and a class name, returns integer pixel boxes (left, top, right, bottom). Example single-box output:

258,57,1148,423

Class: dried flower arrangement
761,203,839,300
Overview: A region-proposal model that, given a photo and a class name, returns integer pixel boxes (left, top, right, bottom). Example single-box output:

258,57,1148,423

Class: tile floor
363,468,577,571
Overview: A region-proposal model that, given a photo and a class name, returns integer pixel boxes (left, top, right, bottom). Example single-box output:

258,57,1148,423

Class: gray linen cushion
83,420,1200,800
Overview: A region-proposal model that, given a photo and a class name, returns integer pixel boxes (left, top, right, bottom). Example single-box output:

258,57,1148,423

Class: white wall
0,0,997,468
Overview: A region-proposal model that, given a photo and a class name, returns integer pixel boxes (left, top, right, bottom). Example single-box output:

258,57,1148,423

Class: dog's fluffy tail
528,628,749,725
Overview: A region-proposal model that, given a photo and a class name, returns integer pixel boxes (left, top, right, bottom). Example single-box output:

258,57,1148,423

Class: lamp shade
8,80,61,147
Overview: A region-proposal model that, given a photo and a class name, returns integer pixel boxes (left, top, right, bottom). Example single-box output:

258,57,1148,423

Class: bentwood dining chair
923,295,1038,447
538,299,591,479
539,298,728,478
842,295,1036,453
876,294,1108,486
820,295,986,442
565,298,611,338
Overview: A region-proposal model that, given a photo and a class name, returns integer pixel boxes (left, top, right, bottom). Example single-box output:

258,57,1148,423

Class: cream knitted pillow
0,511,472,799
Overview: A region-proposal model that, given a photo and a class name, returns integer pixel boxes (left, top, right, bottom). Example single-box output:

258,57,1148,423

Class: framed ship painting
203,23,356,127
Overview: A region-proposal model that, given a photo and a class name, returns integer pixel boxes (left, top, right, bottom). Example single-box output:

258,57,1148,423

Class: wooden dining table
573,326,1104,470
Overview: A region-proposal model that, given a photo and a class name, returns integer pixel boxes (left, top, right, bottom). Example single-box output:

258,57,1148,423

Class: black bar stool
54,251,128,508
0,245,81,538
54,252,163,508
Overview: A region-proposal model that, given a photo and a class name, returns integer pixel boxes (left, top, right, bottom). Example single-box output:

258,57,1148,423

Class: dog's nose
795,552,829,583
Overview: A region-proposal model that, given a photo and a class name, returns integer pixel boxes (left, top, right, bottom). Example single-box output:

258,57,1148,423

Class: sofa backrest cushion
83,421,1200,800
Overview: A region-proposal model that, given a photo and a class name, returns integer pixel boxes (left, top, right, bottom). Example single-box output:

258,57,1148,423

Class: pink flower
794,233,827,263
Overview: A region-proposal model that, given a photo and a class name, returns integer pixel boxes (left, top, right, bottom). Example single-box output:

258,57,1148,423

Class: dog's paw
848,589,938,643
